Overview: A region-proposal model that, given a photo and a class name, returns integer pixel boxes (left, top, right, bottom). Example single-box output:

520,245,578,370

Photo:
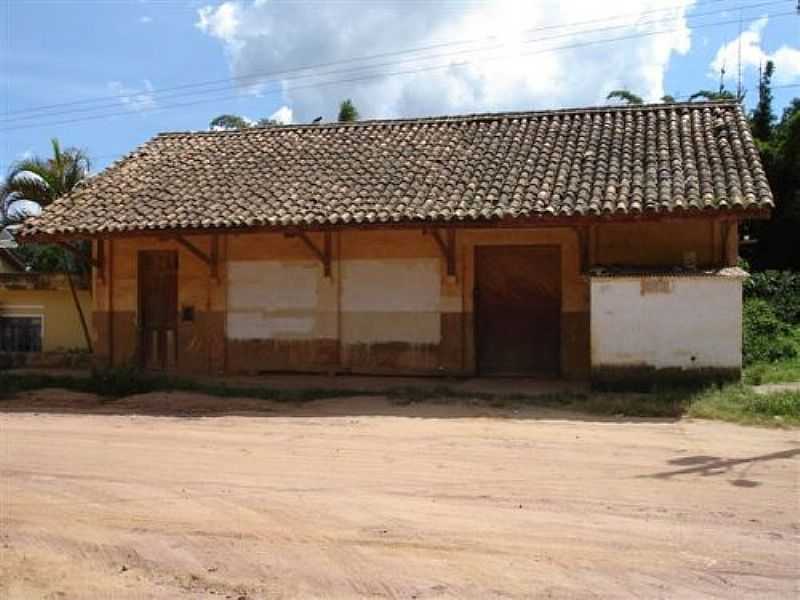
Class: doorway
474,245,561,376
138,250,178,370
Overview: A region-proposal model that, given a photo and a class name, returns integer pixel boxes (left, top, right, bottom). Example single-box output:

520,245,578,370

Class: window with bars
0,316,43,352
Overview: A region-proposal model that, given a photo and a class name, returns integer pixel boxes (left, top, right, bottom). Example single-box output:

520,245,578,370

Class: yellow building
0,250,91,363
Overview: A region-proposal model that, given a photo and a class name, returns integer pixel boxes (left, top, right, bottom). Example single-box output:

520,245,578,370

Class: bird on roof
312,116,323,124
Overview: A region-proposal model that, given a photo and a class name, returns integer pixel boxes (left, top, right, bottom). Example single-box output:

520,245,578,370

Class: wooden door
475,245,561,376
138,250,178,370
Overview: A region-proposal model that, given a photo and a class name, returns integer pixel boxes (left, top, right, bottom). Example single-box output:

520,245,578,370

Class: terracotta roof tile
21,101,773,238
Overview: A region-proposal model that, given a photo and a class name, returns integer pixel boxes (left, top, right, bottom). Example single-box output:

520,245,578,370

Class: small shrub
742,298,798,365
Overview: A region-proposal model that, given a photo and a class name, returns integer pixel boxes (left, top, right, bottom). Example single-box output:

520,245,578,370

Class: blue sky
1,0,798,175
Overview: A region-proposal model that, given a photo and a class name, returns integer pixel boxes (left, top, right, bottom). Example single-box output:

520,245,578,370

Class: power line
2,0,763,120
3,9,795,133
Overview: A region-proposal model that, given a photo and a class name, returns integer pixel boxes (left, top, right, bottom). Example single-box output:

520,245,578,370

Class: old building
0,249,91,363
19,102,773,382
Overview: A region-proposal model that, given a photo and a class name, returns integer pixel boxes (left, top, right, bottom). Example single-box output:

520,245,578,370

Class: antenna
736,9,743,101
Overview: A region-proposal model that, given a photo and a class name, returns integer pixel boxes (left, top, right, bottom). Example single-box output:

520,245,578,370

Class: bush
742,298,798,365
743,270,800,324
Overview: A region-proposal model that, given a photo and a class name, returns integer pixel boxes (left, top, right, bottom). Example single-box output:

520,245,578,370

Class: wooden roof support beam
173,235,211,265
285,231,332,277
424,228,456,278
173,235,220,281
57,241,102,270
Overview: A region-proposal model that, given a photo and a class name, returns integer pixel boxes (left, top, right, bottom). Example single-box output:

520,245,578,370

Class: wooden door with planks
138,250,178,370
475,245,561,376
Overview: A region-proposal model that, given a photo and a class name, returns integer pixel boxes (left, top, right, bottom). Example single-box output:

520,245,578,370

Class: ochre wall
0,285,92,352
93,218,730,378
592,220,732,267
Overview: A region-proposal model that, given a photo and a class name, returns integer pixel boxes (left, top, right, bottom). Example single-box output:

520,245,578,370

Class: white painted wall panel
341,259,441,312
590,276,743,369
227,260,319,340
340,258,441,344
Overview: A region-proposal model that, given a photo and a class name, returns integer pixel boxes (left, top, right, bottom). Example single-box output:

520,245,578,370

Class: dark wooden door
475,245,561,376
138,251,178,370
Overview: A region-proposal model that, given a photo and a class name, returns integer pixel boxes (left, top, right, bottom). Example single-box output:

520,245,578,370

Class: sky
1,0,799,175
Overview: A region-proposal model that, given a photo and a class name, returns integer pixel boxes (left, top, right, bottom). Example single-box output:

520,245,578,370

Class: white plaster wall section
227,260,319,340
340,258,442,344
590,276,742,369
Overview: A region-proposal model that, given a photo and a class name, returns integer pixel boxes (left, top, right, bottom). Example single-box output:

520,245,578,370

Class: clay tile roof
20,101,773,238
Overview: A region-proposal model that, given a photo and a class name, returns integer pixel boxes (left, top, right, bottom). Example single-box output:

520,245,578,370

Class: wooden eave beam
424,228,456,277
285,231,332,277
19,207,774,244
57,241,102,270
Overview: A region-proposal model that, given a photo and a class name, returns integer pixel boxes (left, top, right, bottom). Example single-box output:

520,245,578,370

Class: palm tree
606,90,643,105
3,138,90,209
689,89,739,102
1,138,93,351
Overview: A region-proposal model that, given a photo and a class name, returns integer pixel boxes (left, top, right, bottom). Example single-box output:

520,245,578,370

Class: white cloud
269,105,292,124
196,3,241,42
711,16,800,85
108,79,157,113
139,16,153,24
195,0,696,122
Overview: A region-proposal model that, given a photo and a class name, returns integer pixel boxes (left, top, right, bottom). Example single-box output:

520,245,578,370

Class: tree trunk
67,270,92,353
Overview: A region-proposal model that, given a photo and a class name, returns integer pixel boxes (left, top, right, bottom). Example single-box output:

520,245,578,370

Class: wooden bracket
96,240,106,282
173,235,219,280
424,228,456,278
57,241,102,270
576,225,590,274
286,231,332,277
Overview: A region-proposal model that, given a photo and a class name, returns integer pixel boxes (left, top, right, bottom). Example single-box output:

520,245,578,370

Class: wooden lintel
286,231,331,277
57,241,101,270
425,228,456,277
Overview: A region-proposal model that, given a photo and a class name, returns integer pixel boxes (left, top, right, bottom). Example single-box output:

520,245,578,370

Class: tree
661,95,676,103
744,97,800,270
3,139,90,207
606,90,643,105
1,138,93,350
209,114,252,130
209,114,281,130
751,60,775,141
338,99,359,122
688,89,738,102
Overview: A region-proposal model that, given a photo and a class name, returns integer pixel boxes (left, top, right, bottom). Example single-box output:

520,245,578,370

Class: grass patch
684,384,800,426
743,358,800,385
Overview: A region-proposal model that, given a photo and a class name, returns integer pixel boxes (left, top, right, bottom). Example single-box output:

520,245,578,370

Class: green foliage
685,384,800,426
2,138,90,212
209,114,251,130
338,99,359,122
742,298,798,365
751,60,775,141
606,90,643,105
744,360,800,385
660,95,676,103
209,114,281,130
744,270,800,324
688,89,738,102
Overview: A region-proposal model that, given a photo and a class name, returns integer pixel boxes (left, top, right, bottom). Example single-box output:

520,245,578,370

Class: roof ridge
154,100,740,138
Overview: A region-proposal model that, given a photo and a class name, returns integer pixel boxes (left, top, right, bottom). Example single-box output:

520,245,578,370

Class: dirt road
1,390,798,598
